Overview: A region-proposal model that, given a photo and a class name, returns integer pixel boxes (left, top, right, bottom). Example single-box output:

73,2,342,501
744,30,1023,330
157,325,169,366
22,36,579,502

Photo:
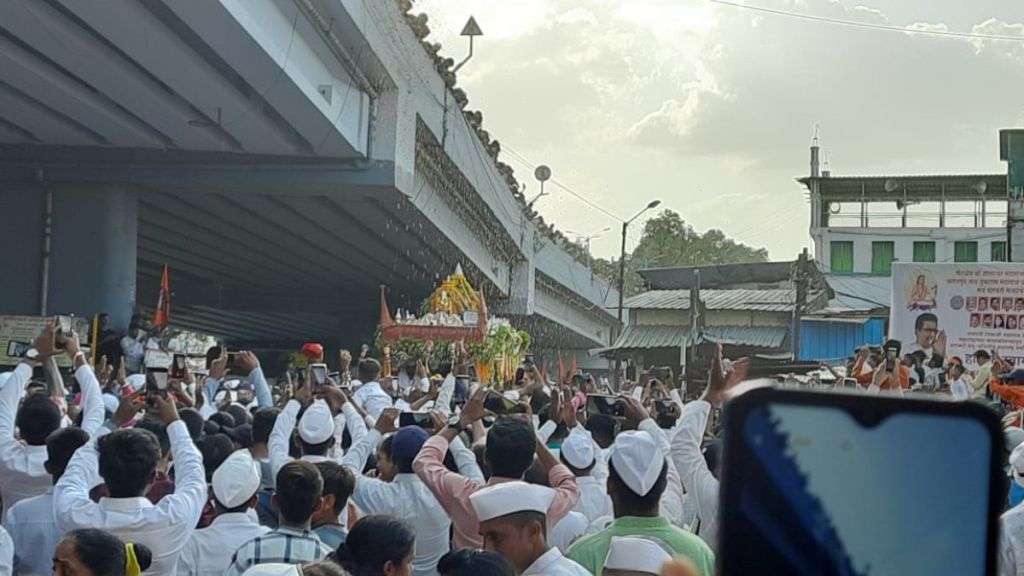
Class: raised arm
269,399,301,482
450,435,485,485
0,364,30,444
153,396,207,526
434,374,457,417
73,350,104,437
535,440,580,524
237,352,272,408
54,435,101,533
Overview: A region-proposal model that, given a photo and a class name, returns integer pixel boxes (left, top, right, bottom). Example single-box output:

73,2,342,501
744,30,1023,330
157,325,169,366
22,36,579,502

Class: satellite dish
974,181,988,195
884,179,899,193
534,165,552,182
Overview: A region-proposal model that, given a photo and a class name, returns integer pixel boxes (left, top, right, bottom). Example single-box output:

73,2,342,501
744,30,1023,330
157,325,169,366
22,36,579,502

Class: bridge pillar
0,181,138,330
49,183,138,330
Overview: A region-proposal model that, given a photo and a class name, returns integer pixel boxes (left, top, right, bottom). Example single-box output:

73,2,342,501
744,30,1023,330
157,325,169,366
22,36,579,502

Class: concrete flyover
0,0,618,366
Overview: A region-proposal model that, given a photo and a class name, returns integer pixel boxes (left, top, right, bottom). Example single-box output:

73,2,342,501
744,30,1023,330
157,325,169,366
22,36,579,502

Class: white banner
890,263,1024,367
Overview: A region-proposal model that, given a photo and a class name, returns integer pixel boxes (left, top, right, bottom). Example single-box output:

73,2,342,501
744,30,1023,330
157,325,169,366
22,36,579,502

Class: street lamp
614,199,661,384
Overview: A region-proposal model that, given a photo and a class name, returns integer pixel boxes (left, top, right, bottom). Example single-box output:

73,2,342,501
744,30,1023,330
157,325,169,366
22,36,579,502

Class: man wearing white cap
177,450,269,575
603,536,673,576
470,481,590,575
414,387,580,549
269,384,363,482
567,429,714,575
560,427,613,524
1000,442,1024,575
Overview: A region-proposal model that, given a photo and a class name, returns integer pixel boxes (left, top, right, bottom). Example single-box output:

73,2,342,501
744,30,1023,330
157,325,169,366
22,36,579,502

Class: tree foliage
589,210,769,295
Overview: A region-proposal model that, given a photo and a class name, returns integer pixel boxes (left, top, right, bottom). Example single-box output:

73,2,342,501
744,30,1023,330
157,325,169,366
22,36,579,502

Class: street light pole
613,199,661,385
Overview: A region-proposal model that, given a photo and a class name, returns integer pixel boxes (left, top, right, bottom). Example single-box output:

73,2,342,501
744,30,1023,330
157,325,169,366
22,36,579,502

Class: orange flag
558,353,566,385
153,264,170,327
569,356,578,379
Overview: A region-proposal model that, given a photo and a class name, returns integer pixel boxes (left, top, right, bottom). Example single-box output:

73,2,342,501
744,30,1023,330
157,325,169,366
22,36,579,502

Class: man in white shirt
269,384,365,483
1001,442,1024,575
55,394,207,575
0,525,12,575
352,359,394,419
340,408,452,576
948,359,971,400
0,326,103,519
120,325,145,374
671,353,749,554
559,427,612,524
4,426,89,575
177,449,269,576
470,481,591,575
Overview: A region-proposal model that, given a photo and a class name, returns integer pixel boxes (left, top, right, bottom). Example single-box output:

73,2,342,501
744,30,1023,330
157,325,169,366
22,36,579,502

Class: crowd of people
3,318,1024,575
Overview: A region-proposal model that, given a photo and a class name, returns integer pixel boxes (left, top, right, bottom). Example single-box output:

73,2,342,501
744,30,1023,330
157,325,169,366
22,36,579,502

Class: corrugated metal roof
599,324,787,353
704,325,788,348
819,274,891,314
624,289,796,312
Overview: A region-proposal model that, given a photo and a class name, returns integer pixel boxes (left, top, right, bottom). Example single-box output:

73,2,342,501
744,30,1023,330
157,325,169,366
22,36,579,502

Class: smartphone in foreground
170,353,187,379
145,368,170,404
309,363,328,392
399,412,433,429
884,346,899,372
719,388,1002,576
483,391,520,414
586,394,623,418
6,341,37,359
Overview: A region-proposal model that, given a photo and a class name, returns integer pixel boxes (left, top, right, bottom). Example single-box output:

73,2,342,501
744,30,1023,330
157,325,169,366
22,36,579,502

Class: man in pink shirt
413,387,579,549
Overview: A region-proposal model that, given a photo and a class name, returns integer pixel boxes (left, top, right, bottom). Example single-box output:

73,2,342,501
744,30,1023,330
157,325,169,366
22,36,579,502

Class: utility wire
709,0,1024,42
502,145,624,222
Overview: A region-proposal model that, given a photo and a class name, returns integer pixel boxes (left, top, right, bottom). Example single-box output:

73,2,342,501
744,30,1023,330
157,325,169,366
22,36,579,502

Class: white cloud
416,0,1024,260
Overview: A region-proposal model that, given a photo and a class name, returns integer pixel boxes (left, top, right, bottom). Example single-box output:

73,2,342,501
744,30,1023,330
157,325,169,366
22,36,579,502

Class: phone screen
6,341,35,359
885,348,898,371
483,391,518,414
146,368,169,404
399,412,433,429
310,364,328,391
171,354,187,378
586,394,622,418
721,391,999,576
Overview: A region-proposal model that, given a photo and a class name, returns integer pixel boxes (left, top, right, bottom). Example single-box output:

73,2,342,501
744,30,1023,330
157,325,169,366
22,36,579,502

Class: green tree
586,210,769,296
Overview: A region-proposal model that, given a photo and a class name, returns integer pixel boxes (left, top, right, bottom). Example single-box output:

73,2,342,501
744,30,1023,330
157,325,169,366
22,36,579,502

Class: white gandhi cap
469,481,556,522
298,399,335,444
603,536,673,575
561,428,595,469
212,449,261,508
610,430,663,496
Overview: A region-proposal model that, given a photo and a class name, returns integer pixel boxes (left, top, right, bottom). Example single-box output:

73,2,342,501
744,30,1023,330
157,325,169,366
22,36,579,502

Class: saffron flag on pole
153,264,170,327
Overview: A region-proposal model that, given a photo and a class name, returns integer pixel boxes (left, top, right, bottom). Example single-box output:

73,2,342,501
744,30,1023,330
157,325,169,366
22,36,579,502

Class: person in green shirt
566,430,715,575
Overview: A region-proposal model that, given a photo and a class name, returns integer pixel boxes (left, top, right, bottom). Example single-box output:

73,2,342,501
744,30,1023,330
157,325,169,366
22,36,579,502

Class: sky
766,404,991,575
415,0,1024,260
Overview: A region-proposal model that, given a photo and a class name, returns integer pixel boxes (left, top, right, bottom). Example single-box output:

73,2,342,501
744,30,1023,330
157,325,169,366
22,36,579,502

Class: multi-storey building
799,142,1009,275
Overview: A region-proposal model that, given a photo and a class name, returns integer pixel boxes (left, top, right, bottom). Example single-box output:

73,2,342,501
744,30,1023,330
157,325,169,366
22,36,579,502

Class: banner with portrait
890,263,1024,368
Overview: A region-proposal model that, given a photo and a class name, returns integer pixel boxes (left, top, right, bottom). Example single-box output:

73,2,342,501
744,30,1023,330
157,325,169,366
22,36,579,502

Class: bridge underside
0,0,618,356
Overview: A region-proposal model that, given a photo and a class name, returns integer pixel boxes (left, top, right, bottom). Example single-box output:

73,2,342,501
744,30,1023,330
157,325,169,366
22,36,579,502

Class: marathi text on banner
890,263,1024,368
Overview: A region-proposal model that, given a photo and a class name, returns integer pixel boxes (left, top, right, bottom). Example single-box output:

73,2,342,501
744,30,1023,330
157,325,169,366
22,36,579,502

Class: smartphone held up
718,387,1002,576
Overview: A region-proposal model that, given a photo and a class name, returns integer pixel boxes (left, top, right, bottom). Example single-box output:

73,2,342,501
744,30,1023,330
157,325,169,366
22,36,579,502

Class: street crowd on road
3,315,1024,575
